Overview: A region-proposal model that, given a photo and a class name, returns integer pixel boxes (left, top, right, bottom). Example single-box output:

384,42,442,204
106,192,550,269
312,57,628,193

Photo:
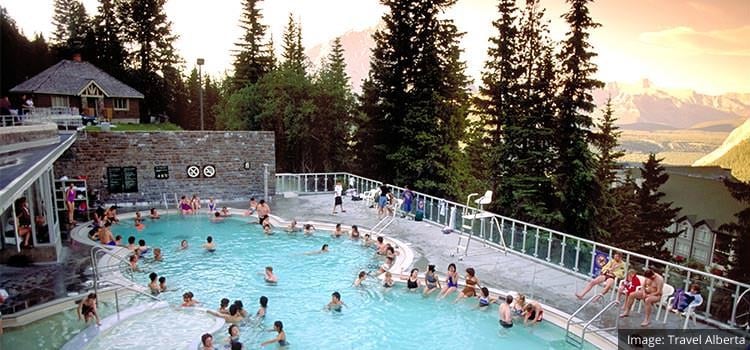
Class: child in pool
382,271,395,288
326,291,346,312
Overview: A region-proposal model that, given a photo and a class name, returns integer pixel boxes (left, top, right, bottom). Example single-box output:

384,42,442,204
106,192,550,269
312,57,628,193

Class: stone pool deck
270,193,712,333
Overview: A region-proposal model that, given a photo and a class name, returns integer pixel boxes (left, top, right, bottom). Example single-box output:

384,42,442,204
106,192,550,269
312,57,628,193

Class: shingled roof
10,60,144,99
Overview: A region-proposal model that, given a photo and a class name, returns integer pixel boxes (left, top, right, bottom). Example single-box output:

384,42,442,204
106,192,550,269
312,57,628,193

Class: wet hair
183,292,191,299
138,239,146,246
228,324,239,336
250,197,255,201
88,293,97,300
352,225,359,232
149,272,157,281
466,267,476,277
364,233,370,238
206,236,213,243
322,244,328,250
274,320,283,331
410,268,419,276
214,212,220,217
266,266,273,272
506,294,513,304
181,196,186,200
150,208,156,213
129,255,137,262
377,236,384,243
644,269,655,278
201,333,212,346
332,291,341,300
386,246,395,254
221,298,230,307
228,303,239,316
158,276,165,283
188,291,194,298
115,235,122,241
358,271,366,278
233,300,244,309
336,223,341,229
480,287,489,297
128,236,136,244
259,200,265,205
259,296,268,308
428,264,436,273
448,263,456,272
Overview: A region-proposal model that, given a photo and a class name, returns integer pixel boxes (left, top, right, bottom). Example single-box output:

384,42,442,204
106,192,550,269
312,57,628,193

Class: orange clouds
640,25,750,57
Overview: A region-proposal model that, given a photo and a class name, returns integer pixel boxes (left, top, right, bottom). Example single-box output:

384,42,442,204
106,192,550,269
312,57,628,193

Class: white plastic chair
362,188,380,208
635,283,673,315
662,293,703,329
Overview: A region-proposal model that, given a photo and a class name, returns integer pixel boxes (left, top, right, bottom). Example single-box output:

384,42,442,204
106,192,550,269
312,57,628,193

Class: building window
693,247,708,262
696,228,711,244
51,96,69,107
113,98,129,111
675,241,690,256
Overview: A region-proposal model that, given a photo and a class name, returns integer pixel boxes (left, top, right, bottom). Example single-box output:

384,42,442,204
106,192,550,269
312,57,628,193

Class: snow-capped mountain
694,118,750,166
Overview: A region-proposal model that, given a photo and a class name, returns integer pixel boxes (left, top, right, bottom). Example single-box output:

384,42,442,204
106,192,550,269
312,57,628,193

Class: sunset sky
4,0,749,94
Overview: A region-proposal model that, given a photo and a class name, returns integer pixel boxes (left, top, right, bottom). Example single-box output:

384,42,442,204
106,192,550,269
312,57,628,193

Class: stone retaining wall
53,131,275,203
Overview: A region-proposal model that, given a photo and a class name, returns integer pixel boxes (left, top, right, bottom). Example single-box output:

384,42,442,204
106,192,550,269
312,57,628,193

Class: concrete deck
270,193,712,332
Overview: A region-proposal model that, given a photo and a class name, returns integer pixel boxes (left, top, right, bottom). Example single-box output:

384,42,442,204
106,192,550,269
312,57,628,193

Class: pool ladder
369,209,397,236
564,295,620,348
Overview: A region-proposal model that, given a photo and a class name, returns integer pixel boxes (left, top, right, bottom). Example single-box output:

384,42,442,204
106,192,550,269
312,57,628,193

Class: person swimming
326,291,345,312
260,320,288,347
264,266,278,283
203,236,216,251
305,244,329,255
353,271,367,287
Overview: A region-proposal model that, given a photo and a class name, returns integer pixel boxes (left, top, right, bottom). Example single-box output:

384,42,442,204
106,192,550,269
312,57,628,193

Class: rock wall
53,131,275,204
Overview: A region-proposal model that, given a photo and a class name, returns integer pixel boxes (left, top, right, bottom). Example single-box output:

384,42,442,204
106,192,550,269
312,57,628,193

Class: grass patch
85,122,183,132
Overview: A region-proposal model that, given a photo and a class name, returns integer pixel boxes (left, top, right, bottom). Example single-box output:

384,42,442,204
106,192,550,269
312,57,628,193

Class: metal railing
1,107,82,129
276,172,750,332
566,295,620,348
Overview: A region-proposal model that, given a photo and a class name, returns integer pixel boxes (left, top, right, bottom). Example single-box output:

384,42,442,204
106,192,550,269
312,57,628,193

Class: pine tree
313,38,356,171
719,179,750,283
633,154,681,259
592,98,625,239
51,0,90,55
507,0,559,225
356,0,469,198
473,0,523,210
554,0,605,239
119,0,180,119
233,0,274,89
1,8,56,94
90,0,126,76
280,14,306,74
354,0,414,182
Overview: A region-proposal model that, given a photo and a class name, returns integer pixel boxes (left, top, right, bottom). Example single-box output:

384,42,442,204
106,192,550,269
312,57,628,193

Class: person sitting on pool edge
203,236,216,251
264,266,278,284
326,291,346,312
499,294,513,329
260,320,288,347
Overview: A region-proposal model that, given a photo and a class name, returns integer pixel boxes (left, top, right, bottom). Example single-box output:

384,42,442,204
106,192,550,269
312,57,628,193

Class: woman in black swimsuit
402,268,420,291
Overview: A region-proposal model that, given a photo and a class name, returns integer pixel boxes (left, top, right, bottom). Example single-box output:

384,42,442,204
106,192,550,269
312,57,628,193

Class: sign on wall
186,165,201,178
107,166,138,193
154,165,169,179
203,165,216,178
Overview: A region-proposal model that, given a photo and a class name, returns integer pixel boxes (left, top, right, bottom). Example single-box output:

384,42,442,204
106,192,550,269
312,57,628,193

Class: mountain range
308,29,750,133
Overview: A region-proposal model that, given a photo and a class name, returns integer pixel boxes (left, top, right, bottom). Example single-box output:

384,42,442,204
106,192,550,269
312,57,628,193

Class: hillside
619,129,727,165
707,140,750,181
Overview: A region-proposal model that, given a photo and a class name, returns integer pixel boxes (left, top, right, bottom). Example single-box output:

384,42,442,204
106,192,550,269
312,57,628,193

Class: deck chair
362,188,380,208
662,292,703,329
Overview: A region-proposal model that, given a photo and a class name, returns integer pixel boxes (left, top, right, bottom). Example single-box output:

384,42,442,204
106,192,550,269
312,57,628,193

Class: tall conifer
720,179,750,282
554,0,604,238
233,0,274,89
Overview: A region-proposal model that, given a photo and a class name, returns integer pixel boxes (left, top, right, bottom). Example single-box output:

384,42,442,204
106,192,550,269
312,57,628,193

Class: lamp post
197,58,205,130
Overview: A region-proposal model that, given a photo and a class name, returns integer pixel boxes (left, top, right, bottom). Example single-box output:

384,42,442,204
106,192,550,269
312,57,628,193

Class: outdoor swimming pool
77,214,597,349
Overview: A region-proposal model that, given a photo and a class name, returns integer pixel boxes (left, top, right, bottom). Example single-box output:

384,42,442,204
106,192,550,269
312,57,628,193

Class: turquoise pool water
98,214,596,349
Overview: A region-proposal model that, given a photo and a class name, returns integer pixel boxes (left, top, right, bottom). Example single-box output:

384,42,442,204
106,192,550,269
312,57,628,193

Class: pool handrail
275,171,750,332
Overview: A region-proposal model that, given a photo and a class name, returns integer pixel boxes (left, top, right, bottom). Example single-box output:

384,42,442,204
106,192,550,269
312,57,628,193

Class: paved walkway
270,193,709,332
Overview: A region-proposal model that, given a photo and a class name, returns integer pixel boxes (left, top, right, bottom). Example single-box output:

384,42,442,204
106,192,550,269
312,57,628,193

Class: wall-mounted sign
203,165,216,178
154,165,169,179
107,166,138,193
186,165,201,178
243,162,251,170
